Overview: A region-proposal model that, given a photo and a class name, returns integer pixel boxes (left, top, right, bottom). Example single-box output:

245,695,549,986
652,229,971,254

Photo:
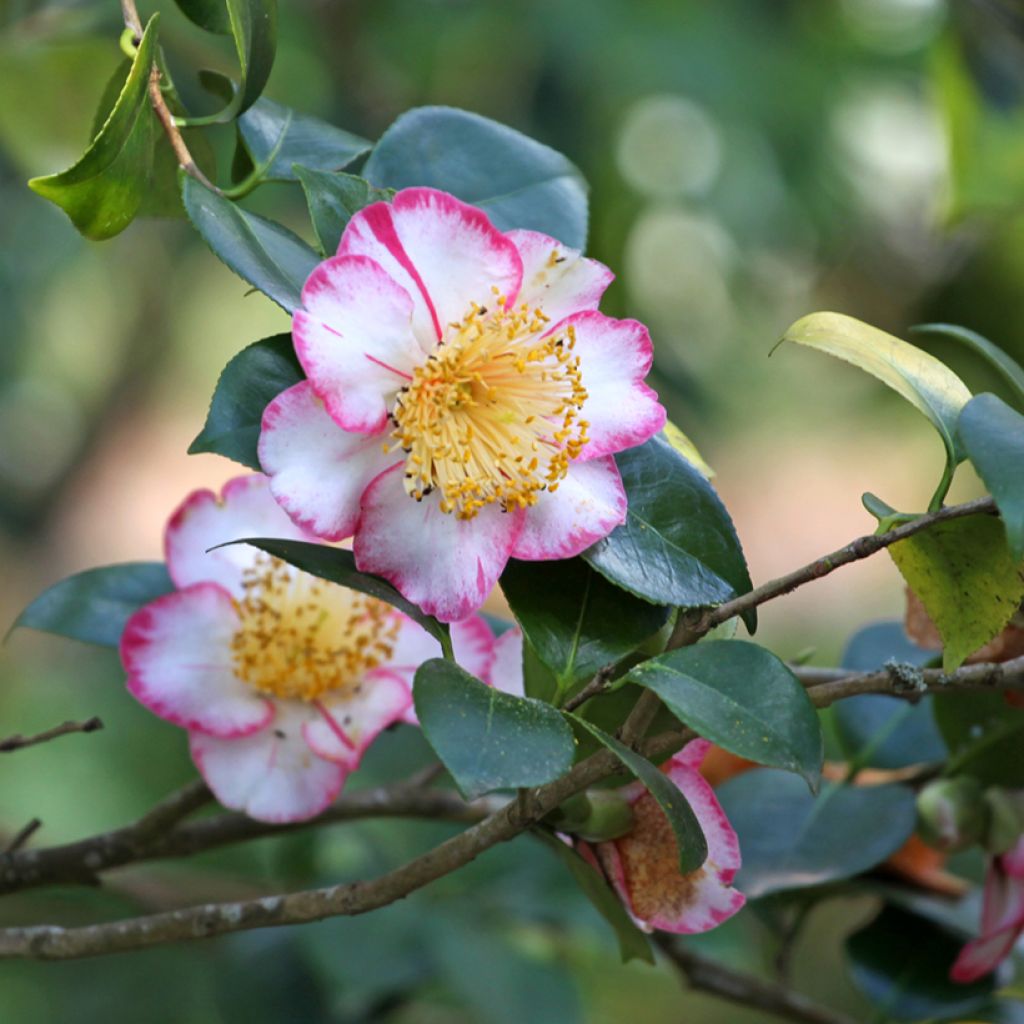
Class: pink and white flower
491,627,744,933
120,474,494,823
259,188,666,623
951,836,1024,982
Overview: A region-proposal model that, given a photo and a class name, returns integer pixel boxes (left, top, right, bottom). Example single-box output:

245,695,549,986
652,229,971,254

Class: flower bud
916,777,988,853
547,790,634,842
983,788,1024,856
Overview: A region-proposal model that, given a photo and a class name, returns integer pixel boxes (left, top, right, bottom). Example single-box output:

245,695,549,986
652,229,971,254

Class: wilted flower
120,474,492,822
259,188,665,622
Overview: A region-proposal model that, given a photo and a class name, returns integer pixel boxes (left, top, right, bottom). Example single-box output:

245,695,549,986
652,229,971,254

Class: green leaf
582,435,755,630
181,175,320,312
364,106,589,250
222,538,448,644
414,659,576,800
846,905,995,1021
569,717,707,874
189,334,303,469
28,17,159,240
237,98,368,183
295,168,394,257
12,563,173,648
173,0,232,34
777,312,973,468
500,557,669,700
913,323,1024,409
933,691,1024,787
888,514,1024,672
958,393,1024,561
534,833,654,964
717,770,916,899
625,640,823,789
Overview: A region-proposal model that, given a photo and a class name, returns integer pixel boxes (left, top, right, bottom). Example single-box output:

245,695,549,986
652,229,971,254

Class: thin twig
562,665,617,713
0,717,103,753
5,820,41,855
654,934,857,1024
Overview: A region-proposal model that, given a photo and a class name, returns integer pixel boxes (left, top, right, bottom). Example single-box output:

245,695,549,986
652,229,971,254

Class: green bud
546,789,634,843
983,788,1024,855
916,777,988,853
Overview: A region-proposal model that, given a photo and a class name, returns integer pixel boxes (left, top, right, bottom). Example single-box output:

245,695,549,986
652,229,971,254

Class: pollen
389,297,589,519
230,554,400,702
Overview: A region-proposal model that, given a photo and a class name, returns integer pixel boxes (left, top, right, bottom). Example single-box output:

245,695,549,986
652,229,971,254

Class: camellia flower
490,627,745,933
951,836,1024,982
259,188,666,622
120,474,493,822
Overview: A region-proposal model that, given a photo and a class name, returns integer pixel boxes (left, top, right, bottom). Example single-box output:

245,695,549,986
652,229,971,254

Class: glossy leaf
28,17,159,240
238,97,369,183
582,435,755,630
933,690,1024,787
181,175,320,312
189,334,303,469
414,659,576,800
626,640,823,788
500,557,669,698
777,312,972,466
295,168,394,256
173,0,231,33
535,832,654,964
958,393,1024,561
846,905,995,1021
364,106,589,250
222,538,448,644
570,717,707,873
888,514,1024,672
12,563,174,648
716,769,916,899
832,621,945,770
913,323,1024,409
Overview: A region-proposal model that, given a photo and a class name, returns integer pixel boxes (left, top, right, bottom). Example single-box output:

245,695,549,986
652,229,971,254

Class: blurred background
2,0,1024,1020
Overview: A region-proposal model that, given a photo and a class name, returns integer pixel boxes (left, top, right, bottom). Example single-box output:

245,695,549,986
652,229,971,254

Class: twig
130,780,212,843
654,935,857,1024
119,0,217,190
562,665,617,713
0,717,103,753
5,820,41,855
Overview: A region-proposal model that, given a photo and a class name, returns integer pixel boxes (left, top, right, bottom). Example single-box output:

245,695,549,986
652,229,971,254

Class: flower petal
354,464,524,622
555,311,666,461
490,626,524,698
511,456,626,560
338,188,522,346
507,228,613,325
951,922,1024,983
190,704,345,823
259,381,397,541
301,668,412,765
165,474,309,597
295,255,423,433
121,584,273,738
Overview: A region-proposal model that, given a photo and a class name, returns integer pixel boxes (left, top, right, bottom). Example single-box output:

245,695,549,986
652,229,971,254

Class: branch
0,717,103,753
654,935,857,1024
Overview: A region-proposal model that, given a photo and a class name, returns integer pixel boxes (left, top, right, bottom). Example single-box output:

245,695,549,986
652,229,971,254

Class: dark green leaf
934,690,1024,787
223,538,448,644
913,323,1024,409
570,717,707,873
522,638,560,705
536,832,654,964
833,622,945,770
583,435,755,630
958,393,1024,561
189,334,303,469
28,17,159,240
364,106,589,250
12,563,173,648
414,659,576,800
173,0,231,33
295,168,394,256
181,175,320,312
500,557,669,700
626,640,823,789
846,905,995,1021
238,98,368,183
716,769,916,899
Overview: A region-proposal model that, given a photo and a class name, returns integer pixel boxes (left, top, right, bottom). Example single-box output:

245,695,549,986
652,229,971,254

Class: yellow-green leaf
663,420,714,479
888,515,1024,672
777,312,972,465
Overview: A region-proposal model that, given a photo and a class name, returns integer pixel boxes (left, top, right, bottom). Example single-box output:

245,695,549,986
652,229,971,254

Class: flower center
231,554,399,702
389,291,589,520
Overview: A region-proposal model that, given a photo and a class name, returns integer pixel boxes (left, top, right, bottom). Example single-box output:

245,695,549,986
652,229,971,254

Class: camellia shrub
4,3,1024,1021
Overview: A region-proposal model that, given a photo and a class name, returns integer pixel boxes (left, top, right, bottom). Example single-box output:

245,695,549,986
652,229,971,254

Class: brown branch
654,935,857,1024
0,717,103,753
5,820,42,855
562,664,617,713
